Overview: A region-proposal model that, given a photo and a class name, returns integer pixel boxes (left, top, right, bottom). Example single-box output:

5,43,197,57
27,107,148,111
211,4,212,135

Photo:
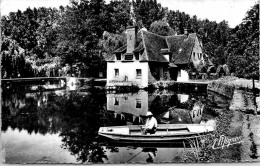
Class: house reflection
189,101,204,124
107,90,148,123
106,90,206,124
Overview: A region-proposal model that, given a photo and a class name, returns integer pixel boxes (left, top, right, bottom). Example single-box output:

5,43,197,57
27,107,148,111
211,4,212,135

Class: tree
134,0,165,29
149,20,175,36
1,37,34,78
226,3,259,78
98,31,126,57
55,0,108,76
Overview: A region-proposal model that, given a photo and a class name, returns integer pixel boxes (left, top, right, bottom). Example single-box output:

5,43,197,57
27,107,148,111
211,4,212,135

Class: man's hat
146,112,153,116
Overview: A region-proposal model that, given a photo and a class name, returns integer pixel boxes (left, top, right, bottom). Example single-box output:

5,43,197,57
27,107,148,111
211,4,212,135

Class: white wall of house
107,61,149,88
177,69,189,82
191,36,203,68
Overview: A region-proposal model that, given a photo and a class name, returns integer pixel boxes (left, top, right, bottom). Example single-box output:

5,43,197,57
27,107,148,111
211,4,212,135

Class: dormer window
160,49,171,62
116,53,121,60
164,54,170,62
125,53,133,60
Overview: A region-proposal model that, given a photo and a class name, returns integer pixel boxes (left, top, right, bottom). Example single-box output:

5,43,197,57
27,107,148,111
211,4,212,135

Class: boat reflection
101,144,191,163
143,148,157,163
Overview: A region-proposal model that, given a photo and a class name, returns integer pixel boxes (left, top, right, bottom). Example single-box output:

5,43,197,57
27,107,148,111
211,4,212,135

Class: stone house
106,26,205,88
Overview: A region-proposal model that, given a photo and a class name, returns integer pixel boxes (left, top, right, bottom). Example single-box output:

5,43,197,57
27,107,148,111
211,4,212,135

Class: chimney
126,26,136,53
184,28,188,37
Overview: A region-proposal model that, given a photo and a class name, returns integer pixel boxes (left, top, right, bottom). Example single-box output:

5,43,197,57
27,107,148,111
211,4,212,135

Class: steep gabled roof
106,45,126,61
142,31,168,62
113,44,127,53
106,53,115,61
139,50,148,62
166,33,196,64
133,42,144,52
107,29,198,64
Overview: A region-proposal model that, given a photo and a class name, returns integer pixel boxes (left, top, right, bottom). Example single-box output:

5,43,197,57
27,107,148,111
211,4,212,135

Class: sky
0,0,257,28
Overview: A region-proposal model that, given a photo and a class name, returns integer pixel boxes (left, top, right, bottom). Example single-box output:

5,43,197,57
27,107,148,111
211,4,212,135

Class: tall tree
56,0,107,76
226,3,259,78
149,19,175,36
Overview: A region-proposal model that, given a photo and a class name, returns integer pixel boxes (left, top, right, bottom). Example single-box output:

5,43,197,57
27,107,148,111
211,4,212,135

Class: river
1,81,258,163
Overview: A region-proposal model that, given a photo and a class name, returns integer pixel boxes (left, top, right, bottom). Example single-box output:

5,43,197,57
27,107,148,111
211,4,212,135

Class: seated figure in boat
142,112,158,134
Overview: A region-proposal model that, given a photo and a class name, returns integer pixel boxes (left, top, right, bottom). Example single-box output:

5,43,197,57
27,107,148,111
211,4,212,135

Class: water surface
1,82,251,163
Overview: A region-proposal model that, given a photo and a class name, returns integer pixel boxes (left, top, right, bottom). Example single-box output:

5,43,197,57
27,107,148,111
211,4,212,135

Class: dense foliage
1,0,258,79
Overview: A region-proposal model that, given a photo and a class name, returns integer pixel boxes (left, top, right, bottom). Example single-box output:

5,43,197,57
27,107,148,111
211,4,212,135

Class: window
164,54,169,61
125,54,133,60
136,69,142,77
200,53,202,60
116,53,121,60
136,99,141,108
178,70,181,77
114,97,119,105
115,69,119,76
197,53,199,60
193,52,196,60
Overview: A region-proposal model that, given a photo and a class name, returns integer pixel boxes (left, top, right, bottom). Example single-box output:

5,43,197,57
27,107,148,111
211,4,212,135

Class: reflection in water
2,80,66,94
142,148,157,163
102,146,186,163
3,127,77,163
178,94,189,103
2,88,110,163
2,88,209,163
189,101,204,124
106,90,207,125
107,91,148,117
2,86,245,163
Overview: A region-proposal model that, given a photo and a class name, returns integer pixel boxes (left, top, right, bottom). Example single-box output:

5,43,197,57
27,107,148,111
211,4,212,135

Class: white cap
146,112,153,116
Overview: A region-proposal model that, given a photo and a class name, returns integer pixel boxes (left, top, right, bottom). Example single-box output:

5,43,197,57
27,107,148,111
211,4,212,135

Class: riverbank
207,76,260,161
241,114,260,161
207,76,259,114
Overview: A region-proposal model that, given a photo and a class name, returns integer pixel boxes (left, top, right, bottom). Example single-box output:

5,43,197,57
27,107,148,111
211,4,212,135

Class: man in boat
142,112,158,134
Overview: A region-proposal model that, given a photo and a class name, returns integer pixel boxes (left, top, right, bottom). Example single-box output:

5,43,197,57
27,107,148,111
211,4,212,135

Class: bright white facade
107,61,149,88
177,69,189,82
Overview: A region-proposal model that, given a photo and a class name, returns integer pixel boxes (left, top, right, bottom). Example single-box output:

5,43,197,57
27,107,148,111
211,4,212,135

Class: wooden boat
98,124,214,144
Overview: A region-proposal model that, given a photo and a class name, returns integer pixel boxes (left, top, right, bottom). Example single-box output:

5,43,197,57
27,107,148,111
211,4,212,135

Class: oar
127,150,142,162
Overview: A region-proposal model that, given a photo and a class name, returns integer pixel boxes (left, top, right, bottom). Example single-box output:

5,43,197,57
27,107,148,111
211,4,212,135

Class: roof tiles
107,29,199,65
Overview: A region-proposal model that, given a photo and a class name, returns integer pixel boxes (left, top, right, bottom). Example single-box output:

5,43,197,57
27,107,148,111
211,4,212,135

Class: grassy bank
208,76,259,114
